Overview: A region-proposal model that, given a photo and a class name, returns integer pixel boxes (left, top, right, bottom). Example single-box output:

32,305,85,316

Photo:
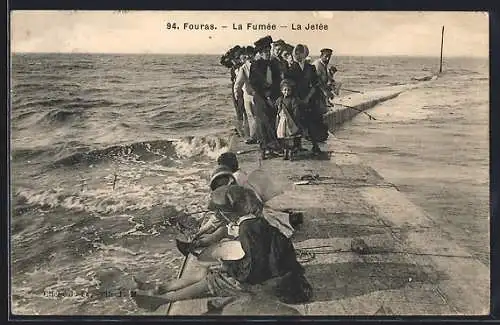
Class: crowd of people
130,36,344,313
221,36,339,160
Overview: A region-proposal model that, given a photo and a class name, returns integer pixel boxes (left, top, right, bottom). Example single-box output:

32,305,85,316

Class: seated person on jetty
132,184,312,310
178,154,302,256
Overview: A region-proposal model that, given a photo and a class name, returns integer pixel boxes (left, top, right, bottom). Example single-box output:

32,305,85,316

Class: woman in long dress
284,44,323,155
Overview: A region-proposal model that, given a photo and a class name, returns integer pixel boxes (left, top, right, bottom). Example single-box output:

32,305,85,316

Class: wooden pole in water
439,26,445,74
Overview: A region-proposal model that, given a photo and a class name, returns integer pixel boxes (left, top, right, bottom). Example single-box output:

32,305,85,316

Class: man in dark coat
248,36,282,157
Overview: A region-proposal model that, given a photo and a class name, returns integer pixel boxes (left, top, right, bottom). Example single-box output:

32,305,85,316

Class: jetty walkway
166,77,489,316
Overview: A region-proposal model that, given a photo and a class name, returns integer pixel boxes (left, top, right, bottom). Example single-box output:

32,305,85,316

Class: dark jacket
284,62,319,101
249,58,282,101
224,217,304,285
274,57,289,79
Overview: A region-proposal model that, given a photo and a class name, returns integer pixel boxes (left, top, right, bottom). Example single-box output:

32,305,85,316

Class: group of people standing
221,35,339,160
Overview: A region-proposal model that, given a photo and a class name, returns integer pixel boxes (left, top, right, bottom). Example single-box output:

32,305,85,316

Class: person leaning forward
312,48,335,115
132,184,312,311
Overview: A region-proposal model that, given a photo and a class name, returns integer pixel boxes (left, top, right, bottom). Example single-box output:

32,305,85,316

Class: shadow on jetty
292,212,385,241
293,220,387,242
288,150,331,161
303,262,448,303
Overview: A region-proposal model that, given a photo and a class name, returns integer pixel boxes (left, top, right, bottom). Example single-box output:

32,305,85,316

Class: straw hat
209,184,263,217
254,36,273,52
209,165,236,190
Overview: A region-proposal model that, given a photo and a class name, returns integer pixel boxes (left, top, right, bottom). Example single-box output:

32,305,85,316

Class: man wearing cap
312,48,337,115
249,36,282,157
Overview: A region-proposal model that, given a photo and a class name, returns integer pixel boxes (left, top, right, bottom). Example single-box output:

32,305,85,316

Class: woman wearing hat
132,184,312,310
186,165,238,249
285,44,323,155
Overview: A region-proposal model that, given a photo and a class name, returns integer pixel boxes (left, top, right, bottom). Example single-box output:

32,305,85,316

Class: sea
10,53,489,315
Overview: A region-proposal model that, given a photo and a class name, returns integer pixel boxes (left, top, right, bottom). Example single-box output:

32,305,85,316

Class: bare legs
132,267,212,311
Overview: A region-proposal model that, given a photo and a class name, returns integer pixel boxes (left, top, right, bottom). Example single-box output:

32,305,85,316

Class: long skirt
253,94,279,150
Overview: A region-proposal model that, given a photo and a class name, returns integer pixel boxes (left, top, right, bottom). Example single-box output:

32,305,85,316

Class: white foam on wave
173,135,230,160
15,164,211,215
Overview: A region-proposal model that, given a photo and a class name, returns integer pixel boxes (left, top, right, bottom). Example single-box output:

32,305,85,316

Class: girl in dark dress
275,79,302,160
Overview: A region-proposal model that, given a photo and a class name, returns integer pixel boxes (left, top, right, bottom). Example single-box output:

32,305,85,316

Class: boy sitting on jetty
132,184,312,311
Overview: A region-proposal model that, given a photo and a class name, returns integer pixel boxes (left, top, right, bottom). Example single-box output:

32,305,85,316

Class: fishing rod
166,209,211,315
182,209,210,217
165,254,189,314
341,88,364,94
330,102,377,121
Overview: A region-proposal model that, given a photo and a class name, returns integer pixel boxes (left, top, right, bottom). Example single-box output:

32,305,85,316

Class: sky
11,11,489,57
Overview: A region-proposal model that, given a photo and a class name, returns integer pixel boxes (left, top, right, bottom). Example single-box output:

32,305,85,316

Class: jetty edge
166,76,489,316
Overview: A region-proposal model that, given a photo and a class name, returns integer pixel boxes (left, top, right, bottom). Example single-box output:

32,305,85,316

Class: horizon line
10,51,488,59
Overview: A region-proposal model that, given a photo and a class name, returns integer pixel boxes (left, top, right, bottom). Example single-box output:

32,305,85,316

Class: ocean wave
182,85,218,94
11,110,39,122
38,109,85,125
62,98,117,109
49,135,229,168
16,98,69,109
11,147,59,162
54,63,96,70
12,82,64,92
12,181,209,230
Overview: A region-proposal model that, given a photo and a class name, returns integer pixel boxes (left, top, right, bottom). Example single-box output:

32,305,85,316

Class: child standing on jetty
275,79,302,160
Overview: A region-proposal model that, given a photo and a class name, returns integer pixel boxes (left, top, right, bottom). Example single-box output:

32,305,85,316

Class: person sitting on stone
216,151,302,237
179,165,237,253
132,184,312,311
